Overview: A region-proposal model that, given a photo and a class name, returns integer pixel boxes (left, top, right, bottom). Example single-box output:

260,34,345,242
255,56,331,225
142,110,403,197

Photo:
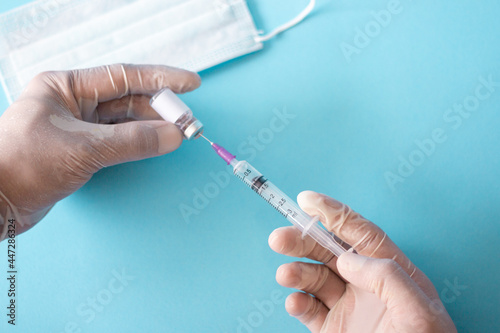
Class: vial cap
184,120,204,140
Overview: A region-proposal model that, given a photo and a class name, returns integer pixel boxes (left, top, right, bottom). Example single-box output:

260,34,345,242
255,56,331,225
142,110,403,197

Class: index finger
297,191,417,277
69,64,201,103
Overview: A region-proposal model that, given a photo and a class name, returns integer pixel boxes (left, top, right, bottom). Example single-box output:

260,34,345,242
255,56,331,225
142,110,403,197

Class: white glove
269,191,457,333
0,64,201,240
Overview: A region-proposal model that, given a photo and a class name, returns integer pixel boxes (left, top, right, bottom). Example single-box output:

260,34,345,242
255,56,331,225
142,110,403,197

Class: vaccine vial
150,88,204,140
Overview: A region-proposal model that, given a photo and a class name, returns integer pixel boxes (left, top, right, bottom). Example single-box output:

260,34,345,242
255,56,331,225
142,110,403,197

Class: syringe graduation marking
255,181,289,218
262,192,289,218
234,171,289,218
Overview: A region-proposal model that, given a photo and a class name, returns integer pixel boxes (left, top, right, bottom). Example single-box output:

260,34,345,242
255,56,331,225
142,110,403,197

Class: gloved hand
269,191,457,333
0,64,201,241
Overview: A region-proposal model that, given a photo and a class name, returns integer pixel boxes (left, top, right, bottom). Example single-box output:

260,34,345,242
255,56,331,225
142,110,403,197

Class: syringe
200,135,349,257
147,88,347,256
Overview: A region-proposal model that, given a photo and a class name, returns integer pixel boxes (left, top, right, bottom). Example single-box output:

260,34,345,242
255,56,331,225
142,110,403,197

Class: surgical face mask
0,0,315,104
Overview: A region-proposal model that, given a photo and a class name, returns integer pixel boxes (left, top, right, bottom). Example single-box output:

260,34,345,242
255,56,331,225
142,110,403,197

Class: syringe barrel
231,159,348,256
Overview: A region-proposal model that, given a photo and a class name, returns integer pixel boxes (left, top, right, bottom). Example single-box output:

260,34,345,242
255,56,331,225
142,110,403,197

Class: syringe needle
200,134,213,145
201,135,235,165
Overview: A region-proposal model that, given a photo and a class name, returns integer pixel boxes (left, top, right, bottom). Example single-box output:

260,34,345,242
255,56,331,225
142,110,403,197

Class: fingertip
337,252,368,275
336,252,349,271
155,122,183,155
297,191,337,210
268,228,281,249
336,252,351,269
145,65,202,95
276,264,287,285
190,72,202,90
285,292,310,317
286,292,330,332
268,227,298,254
276,263,301,288
297,190,317,205
176,70,202,94
297,191,328,223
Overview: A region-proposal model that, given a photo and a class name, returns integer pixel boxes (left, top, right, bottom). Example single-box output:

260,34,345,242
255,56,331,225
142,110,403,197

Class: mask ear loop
254,0,316,43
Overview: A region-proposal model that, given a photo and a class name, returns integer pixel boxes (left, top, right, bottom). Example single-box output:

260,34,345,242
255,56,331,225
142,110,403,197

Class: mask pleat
0,0,263,103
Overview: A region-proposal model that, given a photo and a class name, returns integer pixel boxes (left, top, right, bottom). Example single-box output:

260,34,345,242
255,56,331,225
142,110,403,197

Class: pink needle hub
212,143,236,165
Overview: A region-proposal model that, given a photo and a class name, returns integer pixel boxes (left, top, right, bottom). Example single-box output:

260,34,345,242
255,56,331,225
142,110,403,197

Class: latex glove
0,64,201,241
269,191,457,333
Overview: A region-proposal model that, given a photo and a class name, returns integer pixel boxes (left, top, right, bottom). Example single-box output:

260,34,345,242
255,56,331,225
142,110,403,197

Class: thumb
337,252,429,311
88,120,183,167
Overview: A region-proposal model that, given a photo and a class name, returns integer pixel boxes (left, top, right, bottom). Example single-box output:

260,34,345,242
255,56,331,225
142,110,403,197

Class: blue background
1,0,499,332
